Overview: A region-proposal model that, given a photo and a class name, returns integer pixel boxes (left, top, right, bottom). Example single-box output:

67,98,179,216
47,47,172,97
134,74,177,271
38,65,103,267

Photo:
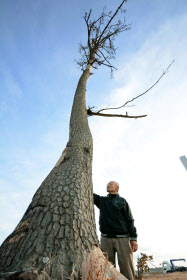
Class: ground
142,272,187,280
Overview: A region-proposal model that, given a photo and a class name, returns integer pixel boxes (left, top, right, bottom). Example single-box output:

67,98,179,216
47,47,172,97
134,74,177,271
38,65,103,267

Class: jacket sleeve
93,193,101,209
124,200,138,241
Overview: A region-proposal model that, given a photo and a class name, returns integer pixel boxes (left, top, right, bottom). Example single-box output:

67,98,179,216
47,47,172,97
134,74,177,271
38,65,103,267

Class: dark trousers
101,236,135,280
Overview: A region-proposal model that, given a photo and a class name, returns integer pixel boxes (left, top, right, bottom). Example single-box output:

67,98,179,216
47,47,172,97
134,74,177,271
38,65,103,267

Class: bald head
107,181,119,194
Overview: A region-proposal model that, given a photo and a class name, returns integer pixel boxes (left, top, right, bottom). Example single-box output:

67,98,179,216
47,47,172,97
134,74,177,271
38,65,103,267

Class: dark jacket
94,193,137,241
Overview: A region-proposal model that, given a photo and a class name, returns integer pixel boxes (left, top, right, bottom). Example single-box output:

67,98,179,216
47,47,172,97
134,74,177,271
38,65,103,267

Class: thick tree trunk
0,66,99,278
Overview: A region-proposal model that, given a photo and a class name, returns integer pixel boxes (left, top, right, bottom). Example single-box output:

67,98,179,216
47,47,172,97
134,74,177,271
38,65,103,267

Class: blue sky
0,0,187,269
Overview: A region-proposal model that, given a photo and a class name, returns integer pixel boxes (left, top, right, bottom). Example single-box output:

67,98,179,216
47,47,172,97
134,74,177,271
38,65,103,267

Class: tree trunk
0,66,99,278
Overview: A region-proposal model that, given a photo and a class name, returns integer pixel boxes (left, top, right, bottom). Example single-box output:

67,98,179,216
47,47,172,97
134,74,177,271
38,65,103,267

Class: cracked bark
0,66,99,278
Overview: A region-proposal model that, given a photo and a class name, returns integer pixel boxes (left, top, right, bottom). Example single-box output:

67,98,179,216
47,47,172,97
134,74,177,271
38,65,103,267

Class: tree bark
0,66,99,279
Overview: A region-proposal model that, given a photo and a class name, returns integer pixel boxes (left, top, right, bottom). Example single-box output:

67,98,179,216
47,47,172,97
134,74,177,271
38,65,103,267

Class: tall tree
0,1,172,278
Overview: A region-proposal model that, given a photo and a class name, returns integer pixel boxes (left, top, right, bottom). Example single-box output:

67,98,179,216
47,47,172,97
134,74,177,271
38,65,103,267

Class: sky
0,0,187,270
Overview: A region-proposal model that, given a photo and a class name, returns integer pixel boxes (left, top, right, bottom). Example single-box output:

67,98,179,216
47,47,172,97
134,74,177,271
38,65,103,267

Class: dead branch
94,60,174,114
98,0,127,42
87,108,147,119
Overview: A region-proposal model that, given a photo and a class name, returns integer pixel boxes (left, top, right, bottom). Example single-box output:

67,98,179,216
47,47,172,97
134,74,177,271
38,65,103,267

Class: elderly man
94,181,138,280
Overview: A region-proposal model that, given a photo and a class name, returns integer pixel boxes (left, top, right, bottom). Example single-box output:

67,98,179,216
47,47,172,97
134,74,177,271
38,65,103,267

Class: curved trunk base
0,248,127,280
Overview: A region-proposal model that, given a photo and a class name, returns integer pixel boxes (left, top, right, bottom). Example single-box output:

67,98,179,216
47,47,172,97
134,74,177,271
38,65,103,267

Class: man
94,181,138,280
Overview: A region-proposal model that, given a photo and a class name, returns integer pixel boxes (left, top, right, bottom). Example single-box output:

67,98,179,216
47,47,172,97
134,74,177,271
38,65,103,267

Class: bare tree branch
94,60,174,113
84,10,92,49
98,0,127,42
97,49,111,65
87,108,147,119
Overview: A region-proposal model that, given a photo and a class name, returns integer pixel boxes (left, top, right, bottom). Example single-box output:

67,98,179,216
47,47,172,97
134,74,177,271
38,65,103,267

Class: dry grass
142,272,187,280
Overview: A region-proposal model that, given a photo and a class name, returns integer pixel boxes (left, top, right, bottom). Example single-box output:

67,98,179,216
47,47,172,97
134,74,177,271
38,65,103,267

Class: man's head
107,181,119,194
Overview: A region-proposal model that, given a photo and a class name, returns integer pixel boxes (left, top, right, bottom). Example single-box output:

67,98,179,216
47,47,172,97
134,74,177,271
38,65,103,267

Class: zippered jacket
94,193,137,241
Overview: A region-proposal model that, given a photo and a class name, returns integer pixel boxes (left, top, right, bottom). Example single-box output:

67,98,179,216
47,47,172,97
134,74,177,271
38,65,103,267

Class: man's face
107,181,119,194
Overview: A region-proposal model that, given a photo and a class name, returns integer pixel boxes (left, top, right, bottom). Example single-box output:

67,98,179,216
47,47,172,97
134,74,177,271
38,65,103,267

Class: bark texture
0,68,99,278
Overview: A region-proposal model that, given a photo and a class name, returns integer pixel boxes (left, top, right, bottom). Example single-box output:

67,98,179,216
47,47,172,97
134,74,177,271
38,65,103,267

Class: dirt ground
142,272,187,280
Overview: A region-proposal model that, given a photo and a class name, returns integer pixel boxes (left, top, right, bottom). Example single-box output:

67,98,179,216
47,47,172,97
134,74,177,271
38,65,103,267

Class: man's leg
116,238,135,280
100,236,116,266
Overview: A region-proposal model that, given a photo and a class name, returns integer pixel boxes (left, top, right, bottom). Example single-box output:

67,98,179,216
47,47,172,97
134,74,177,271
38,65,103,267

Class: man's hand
130,240,138,252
